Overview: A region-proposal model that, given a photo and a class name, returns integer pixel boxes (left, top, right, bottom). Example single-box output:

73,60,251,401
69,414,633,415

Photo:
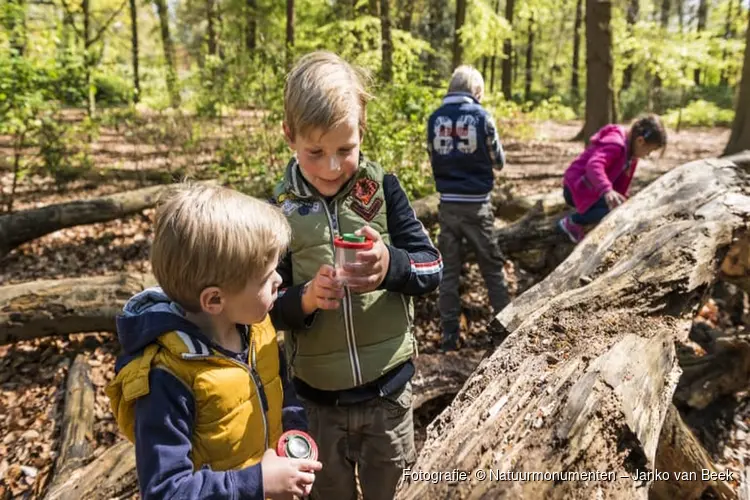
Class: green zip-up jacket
270,156,443,391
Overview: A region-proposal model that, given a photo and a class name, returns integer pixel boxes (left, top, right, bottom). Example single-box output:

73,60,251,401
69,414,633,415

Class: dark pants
438,201,510,337
302,382,416,500
563,186,610,226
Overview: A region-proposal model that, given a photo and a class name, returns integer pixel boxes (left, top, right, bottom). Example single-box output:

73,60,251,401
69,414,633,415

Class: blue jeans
563,186,610,226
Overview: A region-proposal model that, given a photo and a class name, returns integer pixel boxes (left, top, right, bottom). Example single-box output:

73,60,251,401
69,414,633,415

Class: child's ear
282,122,296,150
199,287,224,315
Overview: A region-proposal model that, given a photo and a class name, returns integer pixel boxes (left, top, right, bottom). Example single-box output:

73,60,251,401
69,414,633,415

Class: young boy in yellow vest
270,52,443,500
106,184,322,499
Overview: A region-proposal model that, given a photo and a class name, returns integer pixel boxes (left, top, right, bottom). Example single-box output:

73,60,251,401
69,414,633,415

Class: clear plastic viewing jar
334,233,373,284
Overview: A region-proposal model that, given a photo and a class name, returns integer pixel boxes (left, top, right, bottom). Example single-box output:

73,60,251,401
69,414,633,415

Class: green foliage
664,100,735,128
37,114,96,187
363,82,442,199
94,73,133,106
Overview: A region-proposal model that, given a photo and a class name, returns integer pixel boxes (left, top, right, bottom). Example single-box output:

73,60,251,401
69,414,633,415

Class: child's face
285,119,361,197
632,136,661,159
222,252,282,325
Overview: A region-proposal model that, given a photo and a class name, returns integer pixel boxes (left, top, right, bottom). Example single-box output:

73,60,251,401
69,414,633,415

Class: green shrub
94,73,133,106
664,99,734,128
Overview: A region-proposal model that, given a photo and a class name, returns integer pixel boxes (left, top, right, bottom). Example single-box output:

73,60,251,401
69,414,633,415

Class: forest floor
1,118,746,498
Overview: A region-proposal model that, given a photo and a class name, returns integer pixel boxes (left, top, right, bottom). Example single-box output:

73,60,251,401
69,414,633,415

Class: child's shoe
558,215,584,243
440,332,460,352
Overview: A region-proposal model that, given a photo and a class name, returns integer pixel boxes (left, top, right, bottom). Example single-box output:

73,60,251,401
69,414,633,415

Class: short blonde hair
448,65,485,98
151,183,290,312
284,51,372,141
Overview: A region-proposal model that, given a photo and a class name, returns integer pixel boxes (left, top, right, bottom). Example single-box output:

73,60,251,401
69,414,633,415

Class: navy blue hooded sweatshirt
427,92,506,202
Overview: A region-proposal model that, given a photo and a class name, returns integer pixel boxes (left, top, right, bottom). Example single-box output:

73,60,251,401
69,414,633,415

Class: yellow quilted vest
106,315,284,471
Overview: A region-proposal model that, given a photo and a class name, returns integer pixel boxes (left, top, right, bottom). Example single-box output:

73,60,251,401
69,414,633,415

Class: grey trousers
438,201,510,336
302,382,416,500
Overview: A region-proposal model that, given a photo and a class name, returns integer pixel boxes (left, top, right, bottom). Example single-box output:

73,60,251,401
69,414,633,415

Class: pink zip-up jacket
563,125,638,214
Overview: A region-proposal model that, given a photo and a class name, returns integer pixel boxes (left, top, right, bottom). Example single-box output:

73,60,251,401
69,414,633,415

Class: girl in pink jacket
558,114,667,243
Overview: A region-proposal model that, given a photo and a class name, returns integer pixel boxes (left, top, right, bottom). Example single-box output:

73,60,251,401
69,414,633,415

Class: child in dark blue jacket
427,65,510,351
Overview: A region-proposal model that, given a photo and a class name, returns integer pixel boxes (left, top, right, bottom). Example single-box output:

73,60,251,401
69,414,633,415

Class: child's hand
344,226,390,294
261,449,322,499
301,265,344,315
604,191,626,210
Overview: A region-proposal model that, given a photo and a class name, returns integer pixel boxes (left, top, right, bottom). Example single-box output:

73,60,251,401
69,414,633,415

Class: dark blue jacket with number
427,92,505,203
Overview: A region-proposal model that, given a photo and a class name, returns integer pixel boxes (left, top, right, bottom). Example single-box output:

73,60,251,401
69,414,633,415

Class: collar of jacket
282,153,369,201
442,92,479,106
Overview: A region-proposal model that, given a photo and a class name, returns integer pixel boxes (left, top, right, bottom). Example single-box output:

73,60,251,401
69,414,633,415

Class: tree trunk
399,154,750,499
570,0,583,102
43,441,137,500
581,0,614,142
129,0,140,103
286,0,295,70
0,273,157,345
206,0,218,56
621,0,638,93
0,182,202,257
397,0,414,31
659,0,670,28
452,0,467,70
154,0,180,108
524,13,534,102
676,0,683,32
501,0,515,99
380,0,393,82
719,0,742,87
725,15,750,155
694,0,708,86
44,355,95,499
368,0,378,16
488,0,500,94
245,0,257,53
83,0,95,117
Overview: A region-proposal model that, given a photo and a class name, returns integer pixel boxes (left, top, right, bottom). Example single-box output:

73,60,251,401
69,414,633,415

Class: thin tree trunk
380,0,393,82
129,0,140,103
246,0,257,53
83,0,95,117
206,0,218,56
720,0,738,86
676,0,683,32
694,0,708,85
524,13,534,102
581,0,614,142
154,0,180,107
621,0,638,93
286,0,294,70
570,0,584,102
397,0,414,31
724,13,750,156
502,0,515,99
368,0,378,16
452,0,467,69
489,0,501,94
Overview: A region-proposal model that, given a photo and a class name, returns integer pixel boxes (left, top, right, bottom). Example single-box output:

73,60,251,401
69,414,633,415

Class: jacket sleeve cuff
380,245,411,292
275,284,318,330
231,464,264,500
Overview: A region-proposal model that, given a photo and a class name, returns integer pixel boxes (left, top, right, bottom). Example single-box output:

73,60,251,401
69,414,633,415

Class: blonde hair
448,65,485,98
284,51,373,141
151,183,291,312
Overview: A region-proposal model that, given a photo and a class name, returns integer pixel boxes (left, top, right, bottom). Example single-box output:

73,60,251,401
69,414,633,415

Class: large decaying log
0,181,213,258
45,355,96,499
399,154,750,499
0,273,156,345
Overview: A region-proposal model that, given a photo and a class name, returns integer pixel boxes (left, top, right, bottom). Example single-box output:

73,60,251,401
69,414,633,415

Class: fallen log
0,181,215,258
399,154,750,499
45,355,96,499
43,441,137,500
0,273,156,345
